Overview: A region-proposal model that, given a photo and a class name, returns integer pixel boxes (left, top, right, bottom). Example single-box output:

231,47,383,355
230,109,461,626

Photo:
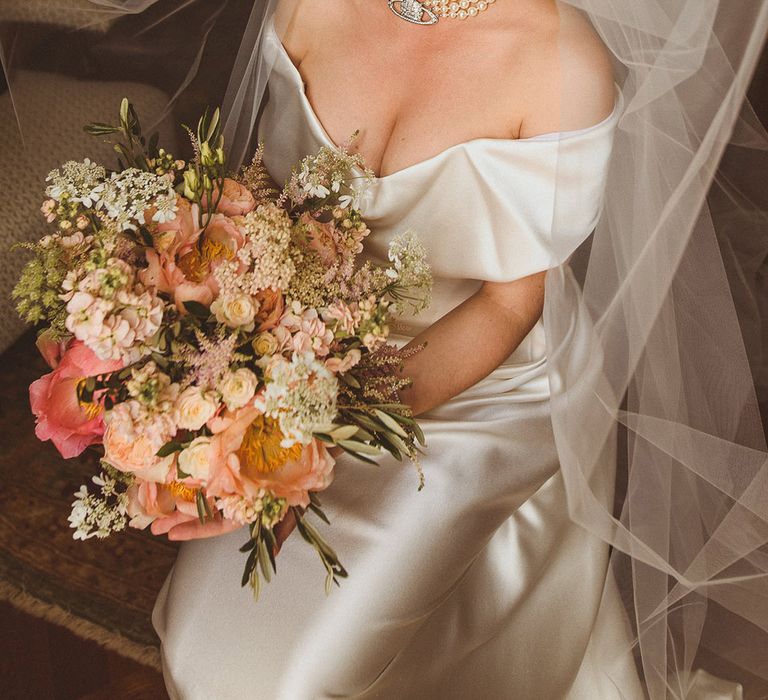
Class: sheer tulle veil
2,0,767,695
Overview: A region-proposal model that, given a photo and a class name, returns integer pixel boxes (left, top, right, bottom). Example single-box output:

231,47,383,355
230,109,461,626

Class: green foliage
84,98,161,172
12,242,69,334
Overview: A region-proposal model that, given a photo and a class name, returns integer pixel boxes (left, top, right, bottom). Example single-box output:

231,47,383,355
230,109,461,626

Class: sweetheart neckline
266,20,622,183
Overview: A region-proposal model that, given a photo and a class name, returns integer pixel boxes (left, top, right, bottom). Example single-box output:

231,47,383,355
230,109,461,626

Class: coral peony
29,341,122,458
145,197,202,258
126,478,200,530
141,249,216,313
206,213,245,255
206,406,335,508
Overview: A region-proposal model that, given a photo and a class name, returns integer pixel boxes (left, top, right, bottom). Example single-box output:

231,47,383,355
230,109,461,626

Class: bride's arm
398,271,547,416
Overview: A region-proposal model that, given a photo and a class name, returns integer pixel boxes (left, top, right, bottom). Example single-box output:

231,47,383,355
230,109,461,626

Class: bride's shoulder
516,4,616,137
272,0,327,58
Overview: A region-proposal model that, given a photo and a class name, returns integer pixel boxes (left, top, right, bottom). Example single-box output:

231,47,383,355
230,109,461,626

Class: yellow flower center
167,481,197,502
178,238,233,282
76,377,103,420
237,415,302,476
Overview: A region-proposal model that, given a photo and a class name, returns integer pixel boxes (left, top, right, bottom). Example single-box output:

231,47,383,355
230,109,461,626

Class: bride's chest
284,36,529,179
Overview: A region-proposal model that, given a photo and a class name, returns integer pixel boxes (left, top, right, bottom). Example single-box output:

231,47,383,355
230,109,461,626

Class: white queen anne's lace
68,471,129,540
45,159,106,207
99,168,176,231
264,352,338,446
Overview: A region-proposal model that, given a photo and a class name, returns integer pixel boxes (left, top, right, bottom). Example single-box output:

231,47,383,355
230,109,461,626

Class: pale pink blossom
323,300,361,335
279,306,334,357
103,404,177,478
325,348,362,373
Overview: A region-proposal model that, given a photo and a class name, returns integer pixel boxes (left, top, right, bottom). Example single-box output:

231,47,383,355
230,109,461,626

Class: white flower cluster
99,168,177,230
46,159,106,207
264,352,338,446
68,472,129,540
214,203,295,297
384,232,433,314
289,144,374,208
45,161,177,231
62,257,164,362
298,160,333,200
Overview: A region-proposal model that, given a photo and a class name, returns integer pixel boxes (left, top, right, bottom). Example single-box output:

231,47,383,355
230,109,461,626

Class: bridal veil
2,0,767,696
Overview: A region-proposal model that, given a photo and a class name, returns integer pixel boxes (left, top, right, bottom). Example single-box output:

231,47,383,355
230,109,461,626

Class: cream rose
211,293,259,329
178,436,213,481
252,331,278,357
176,386,219,431
218,368,258,411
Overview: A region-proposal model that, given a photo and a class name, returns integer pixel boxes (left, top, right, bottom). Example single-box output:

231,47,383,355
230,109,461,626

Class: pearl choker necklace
388,0,495,25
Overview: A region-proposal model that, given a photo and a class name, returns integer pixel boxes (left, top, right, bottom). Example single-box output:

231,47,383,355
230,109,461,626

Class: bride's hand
151,511,241,541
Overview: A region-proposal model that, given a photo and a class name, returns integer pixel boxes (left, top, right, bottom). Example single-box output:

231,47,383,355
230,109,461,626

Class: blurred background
0,2,765,699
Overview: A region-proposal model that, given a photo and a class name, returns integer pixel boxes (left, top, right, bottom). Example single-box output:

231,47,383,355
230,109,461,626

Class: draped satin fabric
150,19,646,699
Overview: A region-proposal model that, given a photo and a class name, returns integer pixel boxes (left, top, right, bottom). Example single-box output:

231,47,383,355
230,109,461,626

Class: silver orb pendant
388,0,439,25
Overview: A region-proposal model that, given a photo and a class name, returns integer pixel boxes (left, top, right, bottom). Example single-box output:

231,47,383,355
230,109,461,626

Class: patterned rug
0,330,178,670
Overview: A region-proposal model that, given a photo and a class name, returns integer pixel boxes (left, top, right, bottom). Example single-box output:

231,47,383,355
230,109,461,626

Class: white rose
176,386,219,431
211,293,259,329
178,437,213,481
218,367,258,411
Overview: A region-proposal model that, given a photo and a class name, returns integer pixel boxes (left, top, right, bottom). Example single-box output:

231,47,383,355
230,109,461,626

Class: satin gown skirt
152,342,639,699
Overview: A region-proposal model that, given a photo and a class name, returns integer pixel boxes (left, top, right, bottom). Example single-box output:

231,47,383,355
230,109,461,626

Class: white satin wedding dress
152,20,644,699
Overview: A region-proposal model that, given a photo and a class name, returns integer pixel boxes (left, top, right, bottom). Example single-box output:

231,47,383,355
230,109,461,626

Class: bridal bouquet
13,100,431,595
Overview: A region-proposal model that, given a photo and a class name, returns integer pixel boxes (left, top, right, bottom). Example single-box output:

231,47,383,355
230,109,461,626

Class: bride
149,0,637,697
145,0,768,697
0,0,756,695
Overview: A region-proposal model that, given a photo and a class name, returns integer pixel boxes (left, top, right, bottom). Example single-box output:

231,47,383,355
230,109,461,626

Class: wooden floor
1,601,168,700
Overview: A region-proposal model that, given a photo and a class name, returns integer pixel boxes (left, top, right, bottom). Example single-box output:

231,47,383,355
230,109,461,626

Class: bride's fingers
167,516,241,541
151,510,195,536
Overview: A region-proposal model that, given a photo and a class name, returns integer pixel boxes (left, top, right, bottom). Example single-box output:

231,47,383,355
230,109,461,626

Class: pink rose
35,329,71,369
29,341,122,458
145,197,202,258
210,178,256,217
206,406,335,508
